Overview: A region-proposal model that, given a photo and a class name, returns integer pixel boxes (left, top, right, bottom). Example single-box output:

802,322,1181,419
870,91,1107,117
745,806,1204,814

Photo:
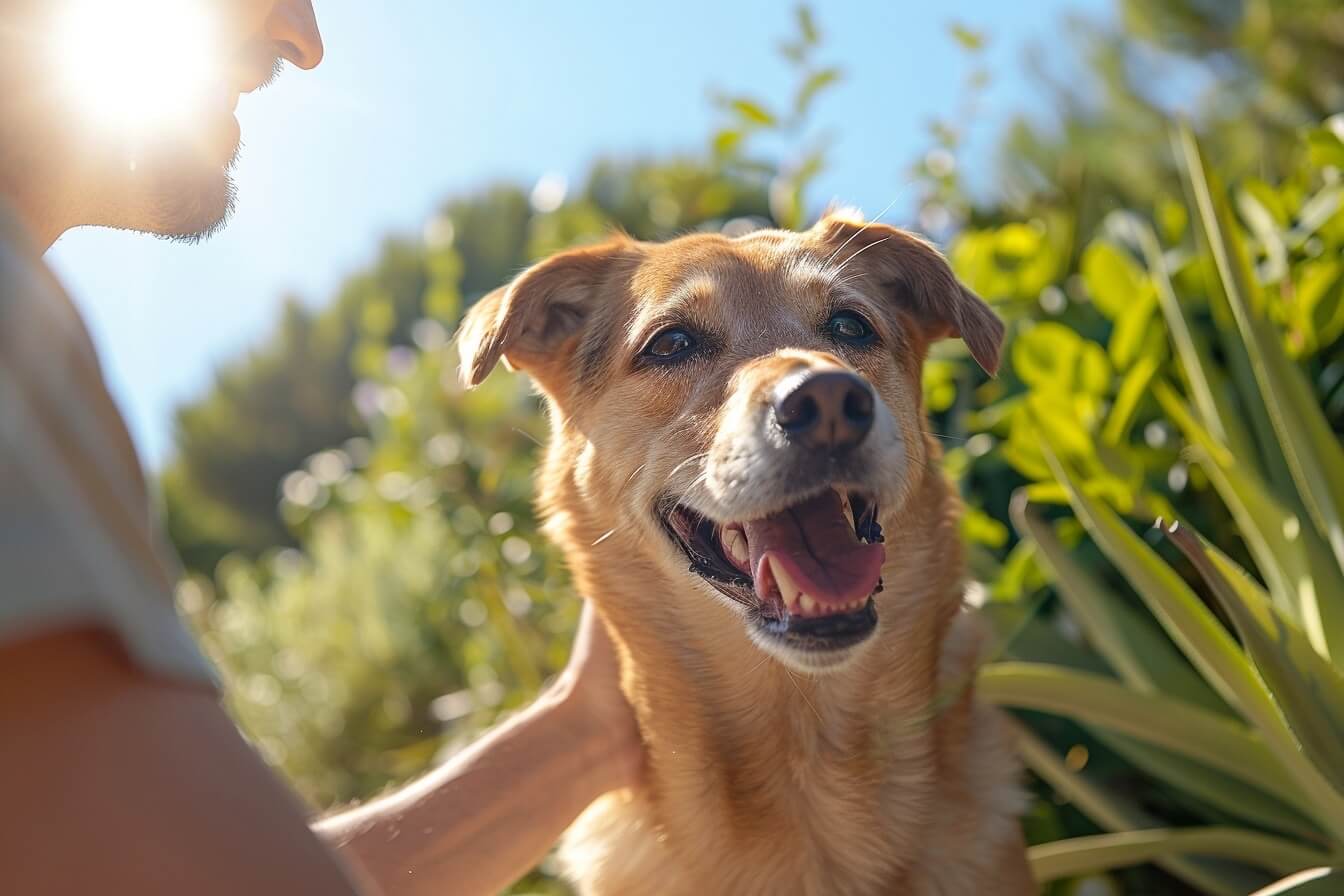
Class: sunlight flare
48,0,223,138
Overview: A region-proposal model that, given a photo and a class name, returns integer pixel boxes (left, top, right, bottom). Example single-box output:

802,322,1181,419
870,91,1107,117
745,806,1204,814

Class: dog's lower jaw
550,471,1032,896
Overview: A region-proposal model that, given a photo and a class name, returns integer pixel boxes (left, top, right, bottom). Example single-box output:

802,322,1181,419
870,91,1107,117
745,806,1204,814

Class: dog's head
459,212,1001,673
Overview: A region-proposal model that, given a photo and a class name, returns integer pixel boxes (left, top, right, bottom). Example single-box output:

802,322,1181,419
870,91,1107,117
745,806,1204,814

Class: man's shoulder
0,200,215,690
0,205,88,360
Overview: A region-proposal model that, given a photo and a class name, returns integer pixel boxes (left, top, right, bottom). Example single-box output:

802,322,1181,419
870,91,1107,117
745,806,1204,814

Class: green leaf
1082,240,1148,320
1022,481,1071,504
1097,732,1325,843
989,539,1046,602
711,129,744,157
948,22,986,51
962,506,1009,549
1012,322,1112,395
951,222,1066,302
1029,828,1331,884
1287,184,1343,250
728,97,776,127
1108,284,1162,371
1102,352,1160,444
1290,258,1344,358
1157,198,1189,243
1252,868,1344,895
1178,123,1344,574
1012,498,1225,711
1306,116,1344,170
1044,438,1344,838
1162,520,1344,799
793,66,841,119
1042,440,1252,709
979,663,1308,810
979,600,1112,674
1126,214,1257,463
1014,723,1271,895
1243,178,1289,226
1238,186,1289,283
795,5,820,45
1155,381,1344,658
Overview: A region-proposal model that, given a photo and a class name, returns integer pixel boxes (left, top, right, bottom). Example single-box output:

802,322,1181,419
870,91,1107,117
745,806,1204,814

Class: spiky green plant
980,122,1344,895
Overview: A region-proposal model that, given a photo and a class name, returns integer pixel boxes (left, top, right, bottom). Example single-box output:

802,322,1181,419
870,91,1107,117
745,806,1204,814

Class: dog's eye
825,311,876,346
642,328,697,361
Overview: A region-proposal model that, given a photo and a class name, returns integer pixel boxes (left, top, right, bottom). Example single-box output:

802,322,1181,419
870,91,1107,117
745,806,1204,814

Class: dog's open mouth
660,487,885,652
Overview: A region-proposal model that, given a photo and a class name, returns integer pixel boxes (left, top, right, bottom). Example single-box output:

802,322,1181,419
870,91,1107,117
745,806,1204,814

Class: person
0,2,643,894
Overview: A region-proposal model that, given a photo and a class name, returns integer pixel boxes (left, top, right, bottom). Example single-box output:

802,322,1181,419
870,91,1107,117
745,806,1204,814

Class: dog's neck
545,439,968,853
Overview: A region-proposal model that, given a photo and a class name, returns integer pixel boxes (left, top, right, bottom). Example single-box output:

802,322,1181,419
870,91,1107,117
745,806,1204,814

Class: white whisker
668,468,712,512
823,194,902,269
512,426,544,447
665,452,709,483
831,235,892,279
785,668,823,724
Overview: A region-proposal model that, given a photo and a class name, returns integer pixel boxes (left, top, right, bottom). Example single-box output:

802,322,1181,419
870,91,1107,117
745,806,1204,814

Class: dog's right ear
457,239,632,387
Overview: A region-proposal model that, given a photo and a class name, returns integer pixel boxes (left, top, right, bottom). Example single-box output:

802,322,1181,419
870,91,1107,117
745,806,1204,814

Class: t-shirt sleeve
0,219,217,688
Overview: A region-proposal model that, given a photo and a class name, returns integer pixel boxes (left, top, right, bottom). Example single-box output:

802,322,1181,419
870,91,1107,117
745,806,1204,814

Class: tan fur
460,214,1033,895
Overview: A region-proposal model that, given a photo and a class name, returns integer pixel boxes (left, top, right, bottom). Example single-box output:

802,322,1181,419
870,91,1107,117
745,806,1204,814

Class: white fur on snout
700,374,907,524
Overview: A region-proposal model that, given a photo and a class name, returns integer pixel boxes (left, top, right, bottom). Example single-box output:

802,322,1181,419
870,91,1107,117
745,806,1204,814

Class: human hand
554,601,644,793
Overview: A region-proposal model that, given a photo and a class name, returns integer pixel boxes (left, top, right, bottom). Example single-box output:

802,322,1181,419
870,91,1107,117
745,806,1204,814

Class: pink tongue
743,490,885,607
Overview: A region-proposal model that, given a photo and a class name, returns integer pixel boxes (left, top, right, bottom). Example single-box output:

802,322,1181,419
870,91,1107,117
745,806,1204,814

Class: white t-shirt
0,200,215,687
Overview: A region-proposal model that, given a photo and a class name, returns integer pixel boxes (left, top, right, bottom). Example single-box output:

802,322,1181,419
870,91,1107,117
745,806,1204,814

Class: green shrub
976,122,1344,894
184,323,577,811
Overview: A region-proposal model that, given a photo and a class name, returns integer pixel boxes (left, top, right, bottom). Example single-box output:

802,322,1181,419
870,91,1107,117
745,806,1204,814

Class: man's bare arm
1,606,639,896
0,627,368,896
315,603,643,896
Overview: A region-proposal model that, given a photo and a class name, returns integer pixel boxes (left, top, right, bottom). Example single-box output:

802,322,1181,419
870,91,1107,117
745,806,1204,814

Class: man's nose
772,370,875,453
266,1,324,69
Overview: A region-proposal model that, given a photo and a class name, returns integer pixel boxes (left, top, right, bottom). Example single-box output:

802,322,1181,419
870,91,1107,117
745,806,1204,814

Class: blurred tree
978,0,1344,233
162,159,768,575
187,322,574,808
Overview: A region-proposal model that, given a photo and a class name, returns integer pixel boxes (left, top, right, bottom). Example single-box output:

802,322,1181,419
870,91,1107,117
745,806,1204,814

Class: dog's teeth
799,594,818,616
834,489,858,532
769,556,802,610
722,527,749,570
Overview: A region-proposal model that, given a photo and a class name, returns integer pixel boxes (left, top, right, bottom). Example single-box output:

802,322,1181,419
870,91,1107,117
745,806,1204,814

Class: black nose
772,370,875,452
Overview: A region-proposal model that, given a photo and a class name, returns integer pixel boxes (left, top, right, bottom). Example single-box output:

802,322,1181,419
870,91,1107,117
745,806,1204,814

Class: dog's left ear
812,213,1004,375
457,238,633,388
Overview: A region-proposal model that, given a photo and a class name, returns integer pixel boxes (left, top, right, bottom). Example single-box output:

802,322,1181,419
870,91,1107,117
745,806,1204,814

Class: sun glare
50,0,223,138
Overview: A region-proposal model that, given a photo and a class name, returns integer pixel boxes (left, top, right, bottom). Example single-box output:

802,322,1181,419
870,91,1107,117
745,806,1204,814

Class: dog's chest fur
546,469,1027,895
556,609,1023,895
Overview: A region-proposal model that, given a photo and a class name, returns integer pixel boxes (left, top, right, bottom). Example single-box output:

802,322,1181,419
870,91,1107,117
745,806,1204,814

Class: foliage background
164,2,1344,892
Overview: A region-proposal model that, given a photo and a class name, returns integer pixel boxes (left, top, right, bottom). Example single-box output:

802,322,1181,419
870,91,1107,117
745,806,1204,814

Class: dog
458,211,1034,895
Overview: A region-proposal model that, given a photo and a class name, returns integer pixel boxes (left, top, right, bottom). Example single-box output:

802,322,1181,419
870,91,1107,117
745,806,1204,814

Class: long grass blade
1029,828,1332,884
1162,521,1344,797
1156,381,1344,659
980,663,1308,811
1015,722,1271,895
1177,122,1344,574
1012,495,1226,712
1251,868,1344,896
1096,732,1325,844
1042,438,1344,838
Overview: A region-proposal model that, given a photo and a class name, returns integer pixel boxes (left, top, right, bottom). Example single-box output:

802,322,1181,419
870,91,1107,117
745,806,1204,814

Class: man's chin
150,172,236,244
105,146,239,243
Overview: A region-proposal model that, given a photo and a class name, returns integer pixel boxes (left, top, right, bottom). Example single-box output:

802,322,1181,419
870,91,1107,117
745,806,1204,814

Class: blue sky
46,0,1108,466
